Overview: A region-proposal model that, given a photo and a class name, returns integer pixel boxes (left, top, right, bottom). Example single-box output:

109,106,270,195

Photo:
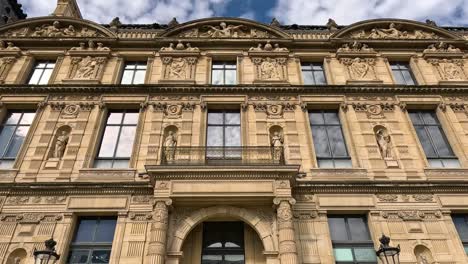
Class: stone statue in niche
375,128,392,159
54,131,69,159
270,130,284,161
419,255,430,264
164,131,177,161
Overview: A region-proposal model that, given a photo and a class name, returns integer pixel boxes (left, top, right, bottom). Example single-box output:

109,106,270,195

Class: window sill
0,169,18,182
307,168,368,181
425,168,468,181
76,168,137,182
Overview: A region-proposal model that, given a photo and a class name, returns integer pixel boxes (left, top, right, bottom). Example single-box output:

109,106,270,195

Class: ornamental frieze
349,22,440,39
376,194,434,203
6,196,67,205
0,20,105,38
380,210,442,220
351,102,395,119
176,22,271,38
427,58,467,81
0,213,63,223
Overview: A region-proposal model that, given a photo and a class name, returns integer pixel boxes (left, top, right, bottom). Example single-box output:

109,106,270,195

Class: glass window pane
4,126,28,158
207,126,223,146
354,247,377,261
95,219,117,242
225,113,240,125
421,112,438,125
224,255,244,262
211,69,224,85
115,126,136,157
74,219,97,242
212,62,224,69
123,113,139,124
309,112,324,124
133,70,146,84
225,127,241,146
454,216,468,240
124,64,135,70
317,159,334,168
208,113,223,125
327,127,348,157
136,64,147,70
348,217,370,241
302,71,315,85
38,68,53,84
428,158,444,168
36,62,48,68
328,217,348,241
442,159,460,168
28,69,43,84
312,64,323,70
311,126,330,157
120,70,134,84
97,126,120,157
324,112,340,124
225,63,236,69
0,126,15,156
91,250,111,263
19,113,35,125
107,112,123,124
68,250,90,264
427,126,454,156
301,64,312,70
415,127,437,157
334,159,353,168
409,112,423,125
393,71,406,85
402,70,415,85
314,71,326,84
225,69,237,85
464,246,468,255
333,248,354,261
5,112,22,124
94,159,113,168
111,159,129,168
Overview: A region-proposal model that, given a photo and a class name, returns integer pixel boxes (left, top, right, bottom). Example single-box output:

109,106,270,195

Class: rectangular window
309,110,352,168
202,222,245,264
390,62,416,85
328,216,377,264
120,62,147,84
94,110,139,168
301,62,326,85
0,111,35,168
67,217,117,264
211,61,237,85
453,215,468,254
409,111,459,168
28,61,55,85
206,110,241,159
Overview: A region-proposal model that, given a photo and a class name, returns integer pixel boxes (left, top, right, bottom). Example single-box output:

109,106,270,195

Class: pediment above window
161,18,291,39
0,16,117,38
332,19,462,41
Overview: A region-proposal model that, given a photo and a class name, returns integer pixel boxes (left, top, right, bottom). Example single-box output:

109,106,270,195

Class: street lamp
376,234,400,264
33,238,60,264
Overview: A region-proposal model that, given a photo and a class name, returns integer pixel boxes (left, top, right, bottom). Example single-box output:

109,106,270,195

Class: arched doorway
182,220,266,264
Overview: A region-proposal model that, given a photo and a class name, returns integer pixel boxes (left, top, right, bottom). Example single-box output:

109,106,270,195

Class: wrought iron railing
161,146,285,165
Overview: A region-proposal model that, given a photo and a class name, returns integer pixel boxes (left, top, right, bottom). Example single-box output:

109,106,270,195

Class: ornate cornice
1,84,468,94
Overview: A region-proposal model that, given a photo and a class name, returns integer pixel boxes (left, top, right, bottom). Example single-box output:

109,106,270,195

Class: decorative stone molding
293,210,318,220
349,22,440,39
427,58,467,83
309,168,368,180
0,57,16,84
351,102,394,118
159,56,199,84
251,102,295,118
63,56,108,84
160,41,199,52
376,194,434,203
1,213,63,223
423,41,463,59
380,210,442,220
1,20,105,38
131,195,152,204
128,212,152,221
176,22,271,38
249,40,288,52
336,41,376,58
6,196,67,205
341,57,382,83
251,57,289,84
70,40,110,52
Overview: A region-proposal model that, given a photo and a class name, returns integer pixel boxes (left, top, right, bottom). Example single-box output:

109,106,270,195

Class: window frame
206,109,242,161
120,61,147,85
93,110,139,168
390,62,417,85
211,61,237,85
301,62,327,85
308,110,352,168
67,216,117,264
28,60,56,85
408,110,459,168
452,214,468,255
0,110,36,168
328,215,377,264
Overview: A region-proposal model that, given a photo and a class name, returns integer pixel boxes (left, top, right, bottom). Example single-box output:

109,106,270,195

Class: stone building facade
0,0,26,26
0,0,467,264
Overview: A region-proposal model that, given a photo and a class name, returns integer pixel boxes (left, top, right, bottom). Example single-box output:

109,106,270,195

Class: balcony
160,146,285,166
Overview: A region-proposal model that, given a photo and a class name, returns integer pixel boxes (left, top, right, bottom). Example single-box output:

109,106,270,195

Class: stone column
274,198,298,264
146,200,171,264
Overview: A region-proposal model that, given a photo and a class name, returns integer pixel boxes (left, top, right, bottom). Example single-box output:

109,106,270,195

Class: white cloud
20,0,233,24
270,0,468,26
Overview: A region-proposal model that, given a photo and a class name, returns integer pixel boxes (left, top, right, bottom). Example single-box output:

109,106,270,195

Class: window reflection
28,61,56,85
301,62,327,85
202,222,245,264
0,111,35,168
391,62,416,85
120,62,147,84
94,110,138,168
212,62,237,85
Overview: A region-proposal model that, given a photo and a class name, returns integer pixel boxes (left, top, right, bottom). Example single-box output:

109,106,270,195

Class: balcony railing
160,146,285,165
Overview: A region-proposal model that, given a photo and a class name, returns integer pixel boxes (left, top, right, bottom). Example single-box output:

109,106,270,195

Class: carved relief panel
159,42,200,84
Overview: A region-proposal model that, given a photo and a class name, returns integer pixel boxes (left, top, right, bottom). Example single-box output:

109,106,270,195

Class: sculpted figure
442,63,464,80
47,21,63,37
376,128,392,159
32,25,47,37
349,58,371,79
63,25,76,36
6,42,19,50
249,43,263,51
75,56,97,79
377,23,401,38
203,22,244,38
271,131,284,161
96,43,110,51
54,131,69,159
160,43,174,51
168,58,187,79
447,44,461,52
419,255,429,264
185,43,199,51
164,131,177,161
260,58,280,80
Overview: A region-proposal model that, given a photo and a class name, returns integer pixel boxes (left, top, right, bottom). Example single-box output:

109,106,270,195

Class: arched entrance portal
182,221,266,264
169,206,278,264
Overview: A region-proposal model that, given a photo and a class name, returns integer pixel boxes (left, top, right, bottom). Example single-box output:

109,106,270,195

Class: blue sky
19,0,468,26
